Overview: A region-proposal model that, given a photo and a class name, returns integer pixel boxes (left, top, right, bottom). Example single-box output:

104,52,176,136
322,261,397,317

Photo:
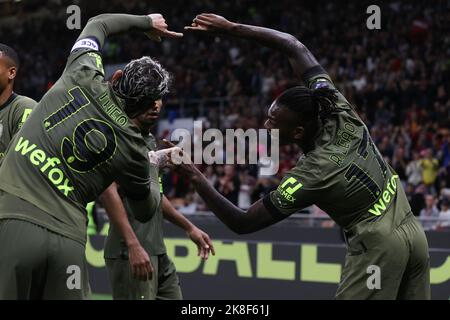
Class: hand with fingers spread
146,13,183,42
184,13,236,34
128,242,154,281
187,226,216,260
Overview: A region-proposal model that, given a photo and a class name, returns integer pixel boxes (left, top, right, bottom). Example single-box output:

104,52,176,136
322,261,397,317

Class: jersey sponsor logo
277,177,303,203
368,175,399,216
71,38,99,52
14,136,75,196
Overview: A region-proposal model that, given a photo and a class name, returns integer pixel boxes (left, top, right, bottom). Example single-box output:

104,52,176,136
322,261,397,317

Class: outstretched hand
146,13,183,42
161,139,199,178
184,13,235,34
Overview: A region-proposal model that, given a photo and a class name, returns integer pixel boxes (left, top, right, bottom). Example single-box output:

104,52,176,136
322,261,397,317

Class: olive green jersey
105,133,166,258
263,68,412,230
0,40,155,245
0,93,36,160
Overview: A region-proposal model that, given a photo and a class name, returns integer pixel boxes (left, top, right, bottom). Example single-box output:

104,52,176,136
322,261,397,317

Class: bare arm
162,195,215,258
98,183,153,280
186,13,320,80
78,13,182,48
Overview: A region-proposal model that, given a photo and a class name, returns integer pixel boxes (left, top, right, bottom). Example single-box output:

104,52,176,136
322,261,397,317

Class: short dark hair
0,43,20,69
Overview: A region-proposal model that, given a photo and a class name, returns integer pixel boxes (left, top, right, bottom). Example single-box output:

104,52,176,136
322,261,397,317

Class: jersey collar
0,92,18,112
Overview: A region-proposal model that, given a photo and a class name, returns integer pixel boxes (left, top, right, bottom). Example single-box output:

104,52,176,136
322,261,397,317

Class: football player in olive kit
0,13,182,299
171,13,430,300
0,43,36,162
100,99,215,300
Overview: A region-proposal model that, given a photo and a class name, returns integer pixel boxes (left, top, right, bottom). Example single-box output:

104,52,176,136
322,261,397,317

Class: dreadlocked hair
112,56,171,118
277,85,339,124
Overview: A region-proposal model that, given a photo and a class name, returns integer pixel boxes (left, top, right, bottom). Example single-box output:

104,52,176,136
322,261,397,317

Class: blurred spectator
420,149,439,193
420,194,440,230
437,198,450,229
406,151,422,187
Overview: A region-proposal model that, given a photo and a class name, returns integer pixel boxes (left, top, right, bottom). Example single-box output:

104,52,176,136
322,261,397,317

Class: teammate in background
0,44,36,161
170,14,430,299
0,13,182,299
100,99,215,299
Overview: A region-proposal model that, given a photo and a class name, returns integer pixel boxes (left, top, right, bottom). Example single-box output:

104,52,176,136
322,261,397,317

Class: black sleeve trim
302,65,328,85
262,193,289,222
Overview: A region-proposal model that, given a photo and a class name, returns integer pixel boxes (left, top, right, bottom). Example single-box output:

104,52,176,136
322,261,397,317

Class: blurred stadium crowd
1,0,449,230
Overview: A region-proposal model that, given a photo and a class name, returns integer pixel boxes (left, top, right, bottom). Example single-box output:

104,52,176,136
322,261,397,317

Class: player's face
135,99,163,130
264,101,303,145
0,54,15,93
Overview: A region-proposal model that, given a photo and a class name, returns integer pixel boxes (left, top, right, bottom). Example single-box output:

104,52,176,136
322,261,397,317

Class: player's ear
8,66,16,81
111,69,123,83
293,126,304,141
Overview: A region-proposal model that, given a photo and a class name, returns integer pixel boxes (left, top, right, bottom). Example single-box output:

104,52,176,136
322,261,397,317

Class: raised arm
77,13,182,49
185,13,320,80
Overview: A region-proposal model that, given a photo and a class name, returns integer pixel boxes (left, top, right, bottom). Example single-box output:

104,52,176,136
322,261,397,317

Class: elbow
87,14,109,24
284,34,307,55
228,219,254,235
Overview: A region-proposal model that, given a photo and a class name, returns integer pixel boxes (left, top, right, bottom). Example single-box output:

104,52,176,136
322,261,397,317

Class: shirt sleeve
302,65,335,90
12,97,37,136
64,38,105,80
116,154,151,201
262,171,317,220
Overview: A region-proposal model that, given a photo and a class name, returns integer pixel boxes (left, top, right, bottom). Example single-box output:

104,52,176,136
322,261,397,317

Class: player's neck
131,118,151,135
0,86,13,107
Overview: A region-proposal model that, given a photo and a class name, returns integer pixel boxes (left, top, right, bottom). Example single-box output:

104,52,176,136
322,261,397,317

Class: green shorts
0,219,91,300
336,212,430,300
105,253,182,300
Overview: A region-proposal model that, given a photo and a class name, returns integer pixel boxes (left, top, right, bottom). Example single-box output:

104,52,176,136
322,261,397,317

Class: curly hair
112,56,171,118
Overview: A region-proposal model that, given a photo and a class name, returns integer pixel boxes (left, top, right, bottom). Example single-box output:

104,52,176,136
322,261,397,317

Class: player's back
302,74,411,229
0,48,150,244
271,71,412,232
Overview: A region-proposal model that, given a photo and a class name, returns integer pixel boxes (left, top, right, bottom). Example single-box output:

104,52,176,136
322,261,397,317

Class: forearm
229,23,319,78
162,196,194,232
78,14,152,48
99,184,140,247
190,168,249,233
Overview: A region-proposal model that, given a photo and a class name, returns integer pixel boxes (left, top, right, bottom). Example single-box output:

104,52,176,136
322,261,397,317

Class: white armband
71,38,99,53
